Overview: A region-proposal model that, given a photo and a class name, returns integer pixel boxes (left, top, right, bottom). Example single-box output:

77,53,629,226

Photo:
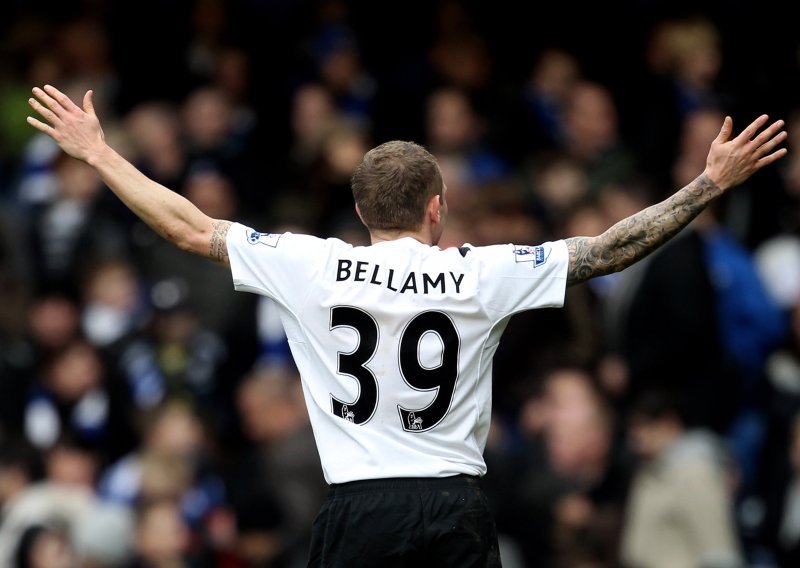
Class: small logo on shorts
342,405,355,423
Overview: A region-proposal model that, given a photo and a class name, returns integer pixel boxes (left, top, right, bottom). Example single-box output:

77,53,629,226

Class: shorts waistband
329,474,481,496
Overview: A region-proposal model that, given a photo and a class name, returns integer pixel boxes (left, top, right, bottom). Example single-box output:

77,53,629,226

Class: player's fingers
737,114,770,142
752,119,785,148
28,96,60,125
757,147,789,168
755,130,788,159
26,116,56,137
32,86,64,118
43,84,80,114
714,116,733,143
82,90,96,116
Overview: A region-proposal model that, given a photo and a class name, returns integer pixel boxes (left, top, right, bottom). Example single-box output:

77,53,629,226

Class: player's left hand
703,114,787,191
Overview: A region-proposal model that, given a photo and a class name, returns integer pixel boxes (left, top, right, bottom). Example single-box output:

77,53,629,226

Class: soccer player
27,84,786,567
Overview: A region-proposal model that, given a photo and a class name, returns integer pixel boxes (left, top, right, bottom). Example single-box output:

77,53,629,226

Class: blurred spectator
112,276,228,417
425,86,510,197
763,412,800,566
123,101,186,189
25,154,131,298
493,47,583,165
212,47,257,135
1,293,81,439
304,118,372,237
14,523,75,568
23,340,134,460
756,301,800,564
560,80,638,197
521,151,589,234
232,493,287,568
429,31,492,98
636,16,732,190
287,83,338,172
471,180,541,247
522,48,582,150
80,258,148,350
311,23,376,129
621,390,743,568
494,366,629,567
0,25,60,172
99,400,226,533
180,85,261,214
129,498,193,568
185,0,228,82
0,439,99,566
0,441,39,510
56,18,118,109
228,364,327,567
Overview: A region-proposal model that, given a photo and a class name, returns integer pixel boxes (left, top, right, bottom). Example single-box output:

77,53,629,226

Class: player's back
226,225,568,483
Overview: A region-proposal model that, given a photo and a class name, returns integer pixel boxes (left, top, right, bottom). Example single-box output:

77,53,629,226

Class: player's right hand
27,85,106,164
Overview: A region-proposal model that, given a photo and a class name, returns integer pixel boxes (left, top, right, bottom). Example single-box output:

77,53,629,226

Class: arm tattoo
565,174,722,286
210,220,232,264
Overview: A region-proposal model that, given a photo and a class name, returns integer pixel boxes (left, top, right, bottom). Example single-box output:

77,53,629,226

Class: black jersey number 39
329,306,460,432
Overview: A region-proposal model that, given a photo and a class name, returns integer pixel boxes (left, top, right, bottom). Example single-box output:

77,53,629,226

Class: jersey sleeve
473,240,569,319
225,222,333,309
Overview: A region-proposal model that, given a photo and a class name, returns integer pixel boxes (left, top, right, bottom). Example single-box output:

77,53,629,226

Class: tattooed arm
566,114,788,286
27,85,232,266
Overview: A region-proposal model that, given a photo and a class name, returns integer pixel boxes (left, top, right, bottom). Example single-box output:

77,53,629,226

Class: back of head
351,141,443,232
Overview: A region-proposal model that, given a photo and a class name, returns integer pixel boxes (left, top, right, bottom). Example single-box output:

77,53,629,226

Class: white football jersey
227,223,568,484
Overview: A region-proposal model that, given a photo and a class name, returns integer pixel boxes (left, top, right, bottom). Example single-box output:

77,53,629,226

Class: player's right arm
565,114,787,286
27,85,232,266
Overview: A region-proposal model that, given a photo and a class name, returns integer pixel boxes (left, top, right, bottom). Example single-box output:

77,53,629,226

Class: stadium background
1,0,800,566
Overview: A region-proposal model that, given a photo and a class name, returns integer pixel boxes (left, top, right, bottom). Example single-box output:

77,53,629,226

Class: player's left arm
565,114,787,286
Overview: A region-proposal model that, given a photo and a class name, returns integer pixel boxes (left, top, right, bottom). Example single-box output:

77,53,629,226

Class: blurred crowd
1,1,800,566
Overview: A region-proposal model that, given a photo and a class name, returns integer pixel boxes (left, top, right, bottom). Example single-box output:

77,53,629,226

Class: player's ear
354,204,368,228
428,194,441,222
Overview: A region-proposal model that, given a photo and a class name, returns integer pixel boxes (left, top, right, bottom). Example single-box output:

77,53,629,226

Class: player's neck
369,228,432,246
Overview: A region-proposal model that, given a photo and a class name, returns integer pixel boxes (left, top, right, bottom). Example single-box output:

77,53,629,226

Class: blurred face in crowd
55,157,102,202
628,414,681,461
182,87,233,150
542,369,612,476
146,404,203,457
28,295,79,351
45,444,97,487
135,500,189,564
237,370,306,443
46,340,102,403
18,526,74,568
183,170,238,220
291,84,336,144
426,88,479,153
563,81,619,159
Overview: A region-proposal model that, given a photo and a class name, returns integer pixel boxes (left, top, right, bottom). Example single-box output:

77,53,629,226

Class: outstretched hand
27,85,106,163
704,114,787,191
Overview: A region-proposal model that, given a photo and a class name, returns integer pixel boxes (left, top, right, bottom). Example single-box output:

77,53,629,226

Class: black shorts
307,474,502,568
